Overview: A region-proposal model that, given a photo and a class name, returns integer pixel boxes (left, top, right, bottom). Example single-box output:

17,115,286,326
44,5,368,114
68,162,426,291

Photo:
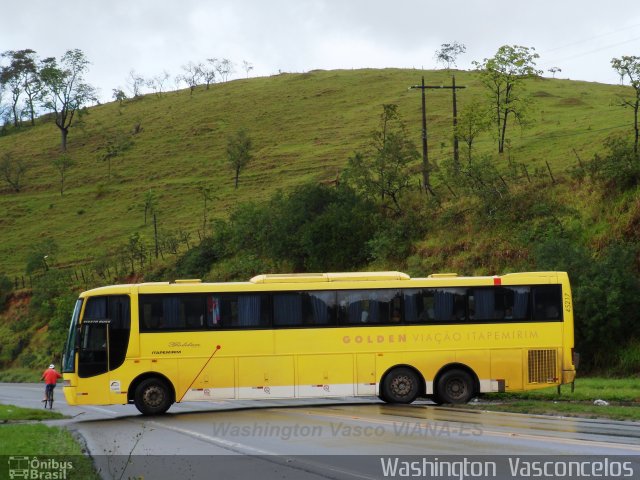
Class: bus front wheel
134,378,172,415
435,369,474,404
381,367,420,404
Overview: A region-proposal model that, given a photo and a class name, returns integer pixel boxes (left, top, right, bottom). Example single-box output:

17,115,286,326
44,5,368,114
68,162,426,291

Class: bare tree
39,49,97,151
0,152,28,192
242,60,254,78
216,58,234,82
180,62,204,95
611,56,640,155
201,59,217,89
146,71,170,97
127,70,146,98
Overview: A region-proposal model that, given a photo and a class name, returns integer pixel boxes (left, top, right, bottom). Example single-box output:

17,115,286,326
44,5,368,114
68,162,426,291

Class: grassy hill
0,68,636,279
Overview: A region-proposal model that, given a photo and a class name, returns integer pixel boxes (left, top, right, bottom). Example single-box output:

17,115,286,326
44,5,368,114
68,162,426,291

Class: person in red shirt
41,364,62,402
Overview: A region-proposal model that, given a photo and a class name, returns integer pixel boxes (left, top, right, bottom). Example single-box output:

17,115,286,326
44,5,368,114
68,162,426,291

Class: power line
540,23,640,55
542,36,640,66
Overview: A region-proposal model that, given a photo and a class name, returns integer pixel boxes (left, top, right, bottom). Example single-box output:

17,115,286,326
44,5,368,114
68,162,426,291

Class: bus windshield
62,299,83,373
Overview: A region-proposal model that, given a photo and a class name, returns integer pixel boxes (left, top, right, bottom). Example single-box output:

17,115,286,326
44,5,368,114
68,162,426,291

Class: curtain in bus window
274,293,302,326
473,289,495,320
238,295,262,327
308,292,331,325
434,289,454,322
84,297,107,319
348,300,364,323
511,287,530,320
368,300,380,323
404,291,419,323
162,296,181,328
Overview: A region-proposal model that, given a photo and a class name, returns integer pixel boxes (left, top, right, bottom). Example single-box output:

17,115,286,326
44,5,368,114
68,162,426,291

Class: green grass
461,378,640,421
0,424,99,479
463,401,640,421
0,403,99,479
0,404,64,421
0,68,635,278
0,368,40,383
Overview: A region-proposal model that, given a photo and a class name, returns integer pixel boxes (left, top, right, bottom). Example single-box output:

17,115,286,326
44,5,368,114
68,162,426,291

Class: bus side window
302,291,336,326
532,285,563,321
181,295,205,329
403,289,434,323
273,293,303,326
206,295,221,328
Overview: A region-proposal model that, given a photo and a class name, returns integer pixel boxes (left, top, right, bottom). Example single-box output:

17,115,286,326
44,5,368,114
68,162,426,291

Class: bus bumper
562,369,576,384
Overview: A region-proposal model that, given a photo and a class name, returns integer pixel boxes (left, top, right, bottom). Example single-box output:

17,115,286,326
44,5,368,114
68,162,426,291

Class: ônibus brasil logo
8,456,73,479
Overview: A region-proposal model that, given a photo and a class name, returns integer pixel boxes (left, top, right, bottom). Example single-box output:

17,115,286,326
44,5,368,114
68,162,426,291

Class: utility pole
452,75,461,172
410,76,466,192
410,77,431,195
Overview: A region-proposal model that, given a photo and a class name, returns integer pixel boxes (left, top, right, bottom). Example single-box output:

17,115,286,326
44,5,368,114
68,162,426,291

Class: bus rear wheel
381,367,420,404
134,378,172,415
435,369,474,404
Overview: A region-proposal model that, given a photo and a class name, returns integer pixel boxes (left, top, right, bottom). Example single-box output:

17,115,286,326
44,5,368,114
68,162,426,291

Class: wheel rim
143,385,165,408
445,377,468,401
390,374,413,398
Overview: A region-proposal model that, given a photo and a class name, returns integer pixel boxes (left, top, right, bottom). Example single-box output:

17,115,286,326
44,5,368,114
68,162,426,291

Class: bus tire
381,367,420,404
134,378,172,415
435,369,474,404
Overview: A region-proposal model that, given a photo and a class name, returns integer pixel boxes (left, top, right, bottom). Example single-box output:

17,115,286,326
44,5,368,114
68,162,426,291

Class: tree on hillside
112,88,127,105
25,238,59,275
456,100,491,163
216,58,234,82
434,42,466,69
201,59,217,89
198,184,216,234
40,49,96,151
611,55,640,155
146,71,170,97
180,62,204,95
143,189,158,225
344,104,418,216
473,45,542,154
98,132,134,181
0,49,39,128
0,152,28,192
51,153,76,196
242,60,254,78
1,49,44,127
227,128,253,189
547,67,562,78
0,83,10,130
127,70,146,98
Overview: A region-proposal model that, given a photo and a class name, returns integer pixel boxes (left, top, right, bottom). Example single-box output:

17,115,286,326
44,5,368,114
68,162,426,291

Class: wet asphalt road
2,383,639,479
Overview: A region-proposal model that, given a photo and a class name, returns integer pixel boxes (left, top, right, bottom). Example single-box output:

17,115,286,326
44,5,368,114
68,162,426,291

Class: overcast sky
3,1,640,101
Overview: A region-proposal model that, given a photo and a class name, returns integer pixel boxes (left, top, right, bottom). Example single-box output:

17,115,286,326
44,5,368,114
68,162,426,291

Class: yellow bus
62,271,577,415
